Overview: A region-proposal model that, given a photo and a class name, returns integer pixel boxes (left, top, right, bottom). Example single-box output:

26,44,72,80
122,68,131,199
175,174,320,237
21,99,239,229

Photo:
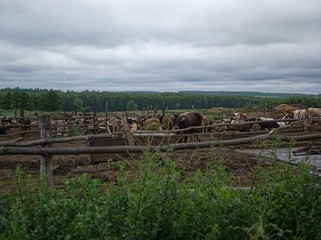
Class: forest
0,87,320,113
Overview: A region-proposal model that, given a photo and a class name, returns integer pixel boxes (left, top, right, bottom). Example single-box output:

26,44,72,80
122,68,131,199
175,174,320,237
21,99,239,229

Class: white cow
294,108,321,119
293,109,306,119
308,108,321,117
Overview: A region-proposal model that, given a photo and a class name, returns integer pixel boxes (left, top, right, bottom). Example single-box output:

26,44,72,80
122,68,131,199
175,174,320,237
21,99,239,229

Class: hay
274,104,297,113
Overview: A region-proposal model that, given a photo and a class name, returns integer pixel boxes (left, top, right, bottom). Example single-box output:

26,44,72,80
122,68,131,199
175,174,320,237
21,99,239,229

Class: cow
231,112,247,123
293,108,321,125
108,117,123,133
21,118,31,131
130,121,138,132
247,116,290,131
1,116,16,126
277,114,290,128
294,108,321,119
173,111,204,143
0,125,9,134
307,108,321,118
293,109,306,119
256,117,280,130
229,113,251,132
159,114,173,130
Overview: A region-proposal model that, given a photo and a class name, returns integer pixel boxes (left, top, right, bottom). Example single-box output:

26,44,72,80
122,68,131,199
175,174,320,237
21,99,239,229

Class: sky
0,0,321,94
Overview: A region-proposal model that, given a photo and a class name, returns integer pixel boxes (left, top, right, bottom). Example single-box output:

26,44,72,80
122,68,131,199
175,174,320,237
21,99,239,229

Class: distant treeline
0,88,320,113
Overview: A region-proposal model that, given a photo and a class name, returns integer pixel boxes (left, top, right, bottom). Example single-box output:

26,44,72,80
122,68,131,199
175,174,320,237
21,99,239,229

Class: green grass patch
0,151,320,240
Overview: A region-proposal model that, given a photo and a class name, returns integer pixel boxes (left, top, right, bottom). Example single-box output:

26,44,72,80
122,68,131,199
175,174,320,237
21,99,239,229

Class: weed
0,147,320,239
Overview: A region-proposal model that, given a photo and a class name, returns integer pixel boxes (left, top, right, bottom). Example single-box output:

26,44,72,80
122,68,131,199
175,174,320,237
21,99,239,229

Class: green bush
0,150,320,239
244,162,321,239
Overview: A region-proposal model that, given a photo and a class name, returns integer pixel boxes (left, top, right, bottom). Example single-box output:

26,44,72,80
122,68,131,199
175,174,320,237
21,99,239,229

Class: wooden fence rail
1,115,321,188
0,117,319,157
1,132,321,156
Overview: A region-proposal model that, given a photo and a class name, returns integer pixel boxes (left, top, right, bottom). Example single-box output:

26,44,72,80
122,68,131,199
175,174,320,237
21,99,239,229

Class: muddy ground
0,126,272,196
1,113,320,197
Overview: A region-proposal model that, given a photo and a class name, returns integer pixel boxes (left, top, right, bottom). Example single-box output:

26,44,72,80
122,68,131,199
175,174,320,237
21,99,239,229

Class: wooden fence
1,114,321,188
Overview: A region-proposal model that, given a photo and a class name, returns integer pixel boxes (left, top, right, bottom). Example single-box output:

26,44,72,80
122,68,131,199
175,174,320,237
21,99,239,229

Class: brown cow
108,117,123,133
19,118,31,131
159,114,173,130
229,112,251,132
173,111,204,143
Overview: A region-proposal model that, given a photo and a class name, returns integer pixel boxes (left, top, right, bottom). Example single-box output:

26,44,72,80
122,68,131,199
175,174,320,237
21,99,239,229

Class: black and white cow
256,117,280,130
0,116,17,134
1,116,16,126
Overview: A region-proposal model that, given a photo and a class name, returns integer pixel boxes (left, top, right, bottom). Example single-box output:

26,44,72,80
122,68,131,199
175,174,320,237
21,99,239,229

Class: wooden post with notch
121,115,135,146
39,115,53,188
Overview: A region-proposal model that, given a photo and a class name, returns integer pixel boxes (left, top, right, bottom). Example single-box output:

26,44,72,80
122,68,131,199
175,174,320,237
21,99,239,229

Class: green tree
12,90,31,110
74,98,84,112
41,89,61,112
30,94,42,111
2,92,13,110
126,100,139,111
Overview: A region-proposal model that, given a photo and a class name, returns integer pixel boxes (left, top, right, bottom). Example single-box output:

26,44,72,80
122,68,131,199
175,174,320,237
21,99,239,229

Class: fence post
304,107,309,133
121,115,135,146
39,115,53,188
105,101,108,133
20,107,25,138
93,106,98,134
73,104,78,116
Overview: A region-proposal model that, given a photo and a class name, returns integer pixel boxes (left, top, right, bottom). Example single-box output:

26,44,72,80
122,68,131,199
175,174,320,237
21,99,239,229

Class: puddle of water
237,147,321,173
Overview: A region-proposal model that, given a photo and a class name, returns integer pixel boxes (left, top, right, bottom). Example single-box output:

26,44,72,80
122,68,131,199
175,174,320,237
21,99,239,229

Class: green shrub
0,149,320,239
244,162,321,239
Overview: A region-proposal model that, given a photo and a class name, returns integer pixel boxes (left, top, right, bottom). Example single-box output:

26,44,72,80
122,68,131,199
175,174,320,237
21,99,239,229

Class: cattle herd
0,117,31,134
1,105,321,143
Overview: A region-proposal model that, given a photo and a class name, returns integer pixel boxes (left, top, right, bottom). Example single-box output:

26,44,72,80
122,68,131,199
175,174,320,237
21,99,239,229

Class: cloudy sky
0,0,320,94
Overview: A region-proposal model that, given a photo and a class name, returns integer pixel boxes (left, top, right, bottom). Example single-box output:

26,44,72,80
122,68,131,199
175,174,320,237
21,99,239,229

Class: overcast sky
0,0,320,94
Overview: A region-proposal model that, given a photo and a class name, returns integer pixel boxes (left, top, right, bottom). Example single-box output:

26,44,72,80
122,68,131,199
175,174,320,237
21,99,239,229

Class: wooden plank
121,115,135,146
39,115,53,189
2,132,321,155
20,108,25,138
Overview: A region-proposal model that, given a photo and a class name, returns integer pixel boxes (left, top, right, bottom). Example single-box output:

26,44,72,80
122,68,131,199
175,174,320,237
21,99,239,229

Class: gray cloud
0,0,320,94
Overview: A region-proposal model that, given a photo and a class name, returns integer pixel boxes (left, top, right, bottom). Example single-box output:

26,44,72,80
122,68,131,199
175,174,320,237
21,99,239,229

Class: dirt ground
0,147,263,196
0,127,269,197
1,106,319,197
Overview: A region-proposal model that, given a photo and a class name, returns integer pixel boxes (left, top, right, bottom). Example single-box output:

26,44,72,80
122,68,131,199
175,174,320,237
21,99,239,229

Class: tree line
0,87,320,113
